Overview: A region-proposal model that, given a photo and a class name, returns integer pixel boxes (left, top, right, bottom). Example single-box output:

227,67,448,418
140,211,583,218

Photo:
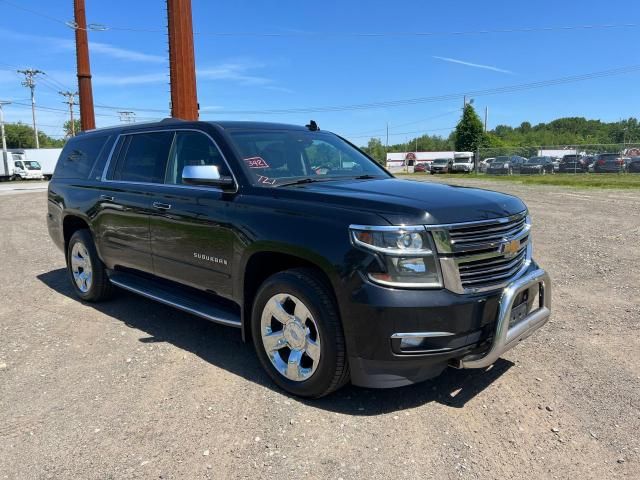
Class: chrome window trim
100,128,239,194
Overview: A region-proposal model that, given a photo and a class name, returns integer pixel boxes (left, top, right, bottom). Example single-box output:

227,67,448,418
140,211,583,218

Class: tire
66,229,113,302
251,268,349,398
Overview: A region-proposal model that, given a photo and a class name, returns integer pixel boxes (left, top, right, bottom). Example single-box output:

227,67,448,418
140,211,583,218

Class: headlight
349,225,443,288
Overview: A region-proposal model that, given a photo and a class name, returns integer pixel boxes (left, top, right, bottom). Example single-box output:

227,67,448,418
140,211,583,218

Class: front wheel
66,229,113,302
251,269,349,398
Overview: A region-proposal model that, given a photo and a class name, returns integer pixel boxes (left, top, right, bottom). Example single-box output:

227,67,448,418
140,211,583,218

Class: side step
107,271,241,328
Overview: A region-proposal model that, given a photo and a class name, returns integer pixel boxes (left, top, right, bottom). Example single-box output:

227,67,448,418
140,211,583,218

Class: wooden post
74,0,96,130
167,0,199,120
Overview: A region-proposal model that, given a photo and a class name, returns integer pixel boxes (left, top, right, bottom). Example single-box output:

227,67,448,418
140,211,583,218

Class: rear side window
54,135,110,179
110,132,174,183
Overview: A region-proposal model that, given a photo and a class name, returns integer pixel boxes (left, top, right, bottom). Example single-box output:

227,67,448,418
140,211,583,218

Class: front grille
458,242,528,289
430,211,531,293
449,214,527,248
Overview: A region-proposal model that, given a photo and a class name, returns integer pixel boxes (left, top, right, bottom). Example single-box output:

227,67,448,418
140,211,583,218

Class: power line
210,64,640,115
349,126,456,140
1,2,637,37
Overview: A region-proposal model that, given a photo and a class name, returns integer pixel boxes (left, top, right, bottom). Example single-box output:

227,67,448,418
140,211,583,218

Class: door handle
100,195,114,202
153,202,172,210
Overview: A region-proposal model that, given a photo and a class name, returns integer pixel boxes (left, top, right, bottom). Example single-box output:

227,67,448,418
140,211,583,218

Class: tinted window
54,134,111,180
227,130,388,187
111,132,174,183
165,131,230,185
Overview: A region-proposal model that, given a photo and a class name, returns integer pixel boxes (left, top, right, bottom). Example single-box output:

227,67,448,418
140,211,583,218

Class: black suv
47,120,551,398
486,155,527,175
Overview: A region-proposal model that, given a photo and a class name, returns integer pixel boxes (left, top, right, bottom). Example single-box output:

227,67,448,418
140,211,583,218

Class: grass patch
398,173,640,189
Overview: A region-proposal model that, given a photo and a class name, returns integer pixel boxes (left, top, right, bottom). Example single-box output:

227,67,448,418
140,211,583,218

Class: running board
107,271,241,328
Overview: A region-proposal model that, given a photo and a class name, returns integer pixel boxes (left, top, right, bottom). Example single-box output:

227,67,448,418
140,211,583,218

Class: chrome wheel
260,294,321,382
70,242,93,293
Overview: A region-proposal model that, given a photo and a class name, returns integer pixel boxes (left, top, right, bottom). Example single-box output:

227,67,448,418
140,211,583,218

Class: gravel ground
0,180,638,479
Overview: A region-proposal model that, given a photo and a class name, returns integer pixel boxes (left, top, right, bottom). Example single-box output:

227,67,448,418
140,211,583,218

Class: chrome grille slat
431,211,531,293
449,217,526,237
451,224,528,244
459,250,527,279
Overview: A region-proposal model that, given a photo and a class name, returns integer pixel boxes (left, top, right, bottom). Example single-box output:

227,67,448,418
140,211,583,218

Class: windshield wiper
277,177,326,187
352,174,380,180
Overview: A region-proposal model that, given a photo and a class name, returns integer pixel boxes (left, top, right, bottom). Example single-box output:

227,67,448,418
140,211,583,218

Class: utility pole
167,0,199,120
74,0,96,131
0,100,10,173
484,106,489,133
17,69,43,148
118,111,136,123
59,91,78,137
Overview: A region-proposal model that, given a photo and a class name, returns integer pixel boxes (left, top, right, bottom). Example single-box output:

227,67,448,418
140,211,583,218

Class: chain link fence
474,143,640,175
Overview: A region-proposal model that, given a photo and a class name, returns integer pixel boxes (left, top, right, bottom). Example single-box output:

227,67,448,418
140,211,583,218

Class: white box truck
1,148,62,181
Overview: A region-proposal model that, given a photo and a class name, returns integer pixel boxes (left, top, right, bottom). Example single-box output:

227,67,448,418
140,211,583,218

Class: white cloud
433,56,513,74
91,42,165,63
0,28,163,64
93,72,167,86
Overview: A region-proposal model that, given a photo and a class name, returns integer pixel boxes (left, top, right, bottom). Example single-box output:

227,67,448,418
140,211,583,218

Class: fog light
400,336,425,349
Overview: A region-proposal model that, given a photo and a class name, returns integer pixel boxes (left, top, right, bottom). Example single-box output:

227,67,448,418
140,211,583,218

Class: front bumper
451,268,551,368
345,264,551,388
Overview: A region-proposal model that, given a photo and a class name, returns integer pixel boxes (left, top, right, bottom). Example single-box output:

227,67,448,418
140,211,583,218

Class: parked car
486,155,527,175
479,157,495,173
582,156,596,172
627,157,640,173
593,153,629,173
558,154,587,173
451,156,475,173
46,119,551,398
430,158,453,174
520,156,555,175
414,162,429,173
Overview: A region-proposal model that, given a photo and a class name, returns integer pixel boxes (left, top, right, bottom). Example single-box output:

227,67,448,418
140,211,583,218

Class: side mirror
181,165,234,188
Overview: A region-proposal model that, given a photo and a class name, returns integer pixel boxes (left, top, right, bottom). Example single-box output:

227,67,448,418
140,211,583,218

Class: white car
479,157,495,173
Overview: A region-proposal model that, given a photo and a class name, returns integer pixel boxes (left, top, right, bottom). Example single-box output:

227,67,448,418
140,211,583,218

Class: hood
274,178,526,225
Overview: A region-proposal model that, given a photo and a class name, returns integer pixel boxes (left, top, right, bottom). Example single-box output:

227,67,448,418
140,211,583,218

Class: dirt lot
1,179,638,479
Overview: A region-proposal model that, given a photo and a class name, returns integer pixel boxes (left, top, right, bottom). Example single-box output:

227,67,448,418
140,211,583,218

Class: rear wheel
251,269,349,398
66,229,113,302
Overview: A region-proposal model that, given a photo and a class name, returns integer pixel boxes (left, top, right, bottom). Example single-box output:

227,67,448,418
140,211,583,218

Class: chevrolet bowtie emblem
501,239,521,257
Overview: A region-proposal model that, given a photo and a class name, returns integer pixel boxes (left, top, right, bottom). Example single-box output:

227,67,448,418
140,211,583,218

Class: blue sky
1,0,639,145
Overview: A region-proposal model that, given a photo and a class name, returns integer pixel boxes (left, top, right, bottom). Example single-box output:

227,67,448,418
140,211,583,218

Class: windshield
495,156,510,163
24,161,41,170
527,157,545,164
562,155,579,162
227,129,389,187
433,159,449,164
454,158,470,163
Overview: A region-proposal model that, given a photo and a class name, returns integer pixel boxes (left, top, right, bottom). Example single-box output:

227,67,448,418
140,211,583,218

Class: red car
414,163,429,173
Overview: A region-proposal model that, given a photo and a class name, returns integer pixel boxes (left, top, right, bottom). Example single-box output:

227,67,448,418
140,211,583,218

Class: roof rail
160,117,187,124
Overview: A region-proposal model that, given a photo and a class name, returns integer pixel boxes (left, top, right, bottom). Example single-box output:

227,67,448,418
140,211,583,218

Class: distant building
537,149,577,158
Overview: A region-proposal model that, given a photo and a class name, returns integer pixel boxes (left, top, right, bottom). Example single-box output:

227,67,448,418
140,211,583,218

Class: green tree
64,119,82,138
453,104,485,152
4,122,64,148
361,138,386,164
